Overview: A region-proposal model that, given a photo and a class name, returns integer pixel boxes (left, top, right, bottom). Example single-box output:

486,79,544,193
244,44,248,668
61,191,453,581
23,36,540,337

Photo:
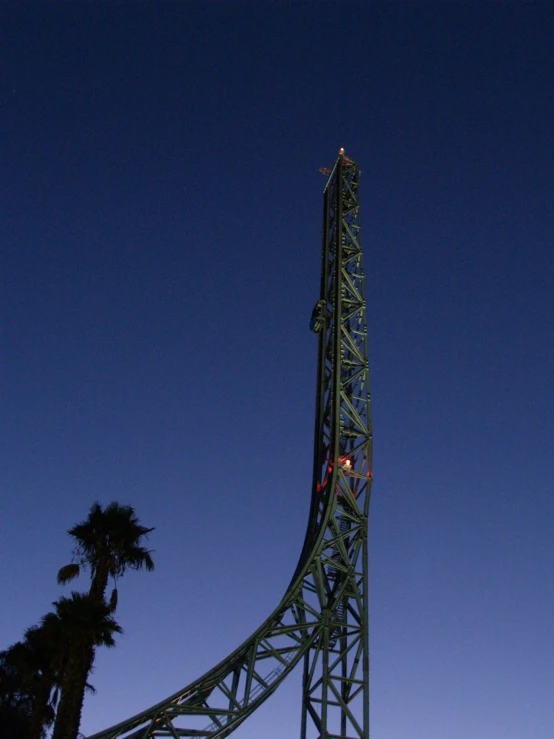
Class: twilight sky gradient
1,3,553,738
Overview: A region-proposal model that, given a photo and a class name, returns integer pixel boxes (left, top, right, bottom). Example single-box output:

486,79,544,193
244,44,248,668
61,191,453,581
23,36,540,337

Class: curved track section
88,151,372,739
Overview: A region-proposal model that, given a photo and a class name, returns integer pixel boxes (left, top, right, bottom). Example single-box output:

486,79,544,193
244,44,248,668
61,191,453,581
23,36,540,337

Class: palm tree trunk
52,644,94,739
89,561,110,604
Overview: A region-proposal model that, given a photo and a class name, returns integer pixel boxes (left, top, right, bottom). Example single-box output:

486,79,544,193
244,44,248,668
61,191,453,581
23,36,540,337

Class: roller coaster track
88,150,372,739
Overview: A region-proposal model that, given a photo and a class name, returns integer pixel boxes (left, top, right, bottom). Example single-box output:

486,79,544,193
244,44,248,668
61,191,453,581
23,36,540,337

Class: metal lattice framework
87,150,372,739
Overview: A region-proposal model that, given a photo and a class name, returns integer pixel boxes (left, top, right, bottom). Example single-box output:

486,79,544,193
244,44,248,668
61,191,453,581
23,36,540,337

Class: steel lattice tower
87,149,372,739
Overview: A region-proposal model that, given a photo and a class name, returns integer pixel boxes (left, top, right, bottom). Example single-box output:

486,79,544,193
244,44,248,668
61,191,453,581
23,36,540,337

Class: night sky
1,3,553,738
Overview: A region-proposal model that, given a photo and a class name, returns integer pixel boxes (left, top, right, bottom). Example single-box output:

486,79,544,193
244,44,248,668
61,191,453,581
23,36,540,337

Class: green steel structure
87,149,372,739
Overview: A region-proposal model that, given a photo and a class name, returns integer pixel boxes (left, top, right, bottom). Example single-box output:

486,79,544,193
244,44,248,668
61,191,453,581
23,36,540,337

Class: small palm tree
0,640,35,738
50,593,121,739
0,627,61,739
23,623,62,739
57,501,154,609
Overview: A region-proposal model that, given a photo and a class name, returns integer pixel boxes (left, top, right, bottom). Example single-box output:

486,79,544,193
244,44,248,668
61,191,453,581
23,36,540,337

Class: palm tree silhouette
48,593,121,739
57,501,154,609
53,502,154,739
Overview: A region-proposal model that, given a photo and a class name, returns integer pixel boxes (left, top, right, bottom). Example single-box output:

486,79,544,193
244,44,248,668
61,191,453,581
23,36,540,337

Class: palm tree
0,640,35,738
50,593,121,739
53,502,154,739
23,624,61,739
0,626,61,739
1,618,101,739
57,501,154,609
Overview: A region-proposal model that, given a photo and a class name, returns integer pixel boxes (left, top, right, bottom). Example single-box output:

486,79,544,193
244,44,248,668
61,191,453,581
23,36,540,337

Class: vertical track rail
87,150,372,739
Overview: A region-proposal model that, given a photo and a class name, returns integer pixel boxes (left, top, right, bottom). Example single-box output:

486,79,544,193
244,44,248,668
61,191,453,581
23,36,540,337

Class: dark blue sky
1,3,553,737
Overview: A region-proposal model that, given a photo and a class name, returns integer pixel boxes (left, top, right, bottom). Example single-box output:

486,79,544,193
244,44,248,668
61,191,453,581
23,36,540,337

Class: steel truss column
301,152,372,739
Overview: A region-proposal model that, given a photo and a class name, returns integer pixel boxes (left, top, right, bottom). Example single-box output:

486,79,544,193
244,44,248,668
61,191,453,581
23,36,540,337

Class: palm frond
52,592,123,646
57,563,80,585
108,587,118,613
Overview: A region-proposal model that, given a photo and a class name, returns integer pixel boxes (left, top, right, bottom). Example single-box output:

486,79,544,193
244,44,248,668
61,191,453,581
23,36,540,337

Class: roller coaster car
309,300,326,333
